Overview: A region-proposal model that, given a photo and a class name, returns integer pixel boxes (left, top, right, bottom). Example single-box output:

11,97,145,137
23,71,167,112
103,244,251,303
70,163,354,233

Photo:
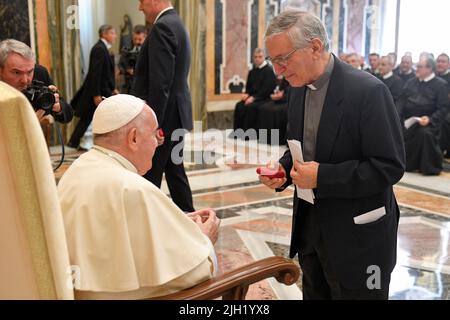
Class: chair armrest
148,256,299,300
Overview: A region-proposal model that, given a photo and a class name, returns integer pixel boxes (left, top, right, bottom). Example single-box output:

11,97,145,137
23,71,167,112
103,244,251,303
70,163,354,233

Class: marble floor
51,130,450,300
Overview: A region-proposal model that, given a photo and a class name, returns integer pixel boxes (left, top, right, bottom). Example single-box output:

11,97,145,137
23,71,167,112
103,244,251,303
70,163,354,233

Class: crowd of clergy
234,50,450,176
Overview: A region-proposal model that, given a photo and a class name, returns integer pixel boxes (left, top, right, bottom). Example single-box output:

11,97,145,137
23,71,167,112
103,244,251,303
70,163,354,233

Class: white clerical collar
422,73,435,83
307,54,334,91
440,69,450,76
257,61,268,69
155,6,174,23
101,38,112,50
383,71,393,80
92,145,138,174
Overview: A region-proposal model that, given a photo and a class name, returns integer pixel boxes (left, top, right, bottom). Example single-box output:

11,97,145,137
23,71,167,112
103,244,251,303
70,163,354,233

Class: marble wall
0,0,33,47
206,0,388,118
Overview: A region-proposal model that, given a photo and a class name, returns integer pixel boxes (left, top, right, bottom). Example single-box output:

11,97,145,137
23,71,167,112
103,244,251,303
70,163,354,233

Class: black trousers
404,125,443,175
144,135,195,213
298,233,390,300
68,115,93,148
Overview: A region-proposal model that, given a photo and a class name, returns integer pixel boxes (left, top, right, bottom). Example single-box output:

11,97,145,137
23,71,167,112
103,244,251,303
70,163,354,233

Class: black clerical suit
69,40,115,148
398,76,449,175
234,63,276,133
381,73,404,105
33,64,73,124
131,9,195,212
437,72,450,155
395,69,416,84
278,57,405,299
257,78,290,145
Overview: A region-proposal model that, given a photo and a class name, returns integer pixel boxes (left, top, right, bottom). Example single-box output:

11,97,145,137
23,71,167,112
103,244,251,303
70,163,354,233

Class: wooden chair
0,81,299,300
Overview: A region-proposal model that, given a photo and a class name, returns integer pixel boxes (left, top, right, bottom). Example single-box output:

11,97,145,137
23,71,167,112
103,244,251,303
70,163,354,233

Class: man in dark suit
262,11,405,299
68,25,117,150
132,0,195,212
0,39,73,124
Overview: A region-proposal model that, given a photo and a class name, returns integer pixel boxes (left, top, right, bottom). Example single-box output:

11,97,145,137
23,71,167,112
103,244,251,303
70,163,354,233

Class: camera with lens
121,47,140,71
23,80,56,116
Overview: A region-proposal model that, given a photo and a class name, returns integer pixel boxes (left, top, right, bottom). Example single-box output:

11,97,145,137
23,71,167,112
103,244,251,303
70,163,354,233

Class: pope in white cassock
58,94,220,300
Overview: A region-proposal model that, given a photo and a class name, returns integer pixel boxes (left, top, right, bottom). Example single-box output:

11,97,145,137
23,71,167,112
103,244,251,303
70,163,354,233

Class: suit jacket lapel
315,55,345,163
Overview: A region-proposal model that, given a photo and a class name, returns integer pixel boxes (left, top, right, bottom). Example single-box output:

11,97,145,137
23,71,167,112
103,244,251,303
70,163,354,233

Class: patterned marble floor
51,130,450,300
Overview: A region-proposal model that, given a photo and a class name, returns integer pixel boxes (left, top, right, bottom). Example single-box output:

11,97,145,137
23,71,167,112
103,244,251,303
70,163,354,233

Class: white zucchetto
92,94,145,134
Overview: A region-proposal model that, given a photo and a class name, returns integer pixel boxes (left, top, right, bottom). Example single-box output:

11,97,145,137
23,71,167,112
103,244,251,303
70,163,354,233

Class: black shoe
77,146,89,152
66,142,77,149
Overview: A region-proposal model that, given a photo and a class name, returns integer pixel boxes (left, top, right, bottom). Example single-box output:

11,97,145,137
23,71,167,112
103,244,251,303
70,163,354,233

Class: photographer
0,39,73,124
119,25,147,94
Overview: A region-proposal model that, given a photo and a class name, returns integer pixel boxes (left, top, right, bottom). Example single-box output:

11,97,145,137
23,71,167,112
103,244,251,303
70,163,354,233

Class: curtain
174,0,207,128
46,0,83,142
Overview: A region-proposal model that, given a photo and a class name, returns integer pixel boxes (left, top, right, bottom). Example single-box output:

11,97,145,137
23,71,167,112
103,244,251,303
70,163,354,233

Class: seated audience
364,53,381,78
233,48,276,135
58,94,220,300
436,53,450,84
398,57,449,175
436,53,450,158
0,39,73,124
379,55,405,105
344,53,361,69
395,54,416,83
257,75,290,145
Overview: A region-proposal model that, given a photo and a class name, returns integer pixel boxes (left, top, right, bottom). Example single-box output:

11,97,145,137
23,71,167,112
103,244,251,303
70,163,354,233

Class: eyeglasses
267,48,301,67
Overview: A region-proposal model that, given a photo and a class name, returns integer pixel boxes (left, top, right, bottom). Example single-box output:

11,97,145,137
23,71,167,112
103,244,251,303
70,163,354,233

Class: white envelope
353,207,386,225
404,117,421,129
287,140,315,205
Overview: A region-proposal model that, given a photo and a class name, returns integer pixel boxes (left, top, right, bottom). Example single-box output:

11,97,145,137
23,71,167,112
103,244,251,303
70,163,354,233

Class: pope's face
136,106,159,175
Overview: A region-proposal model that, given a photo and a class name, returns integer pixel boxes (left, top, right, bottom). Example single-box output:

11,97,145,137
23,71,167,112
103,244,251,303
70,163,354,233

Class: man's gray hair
0,39,35,68
265,10,330,52
422,56,436,72
98,24,114,38
253,48,265,55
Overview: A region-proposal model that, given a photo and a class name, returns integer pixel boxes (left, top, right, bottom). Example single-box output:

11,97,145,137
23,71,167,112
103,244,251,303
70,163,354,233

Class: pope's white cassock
58,97,216,300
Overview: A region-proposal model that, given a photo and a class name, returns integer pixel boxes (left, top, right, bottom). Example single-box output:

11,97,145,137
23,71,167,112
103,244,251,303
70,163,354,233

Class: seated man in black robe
398,57,449,175
379,55,404,105
436,53,450,158
257,75,290,145
395,54,416,83
233,48,276,137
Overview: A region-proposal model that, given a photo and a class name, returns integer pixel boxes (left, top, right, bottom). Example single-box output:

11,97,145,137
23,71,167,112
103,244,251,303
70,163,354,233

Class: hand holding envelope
287,140,316,204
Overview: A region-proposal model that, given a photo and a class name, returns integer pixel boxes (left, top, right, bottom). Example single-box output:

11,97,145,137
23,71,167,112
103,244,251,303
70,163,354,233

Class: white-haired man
0,39,73,124
260,10,405,299
58,94,220,299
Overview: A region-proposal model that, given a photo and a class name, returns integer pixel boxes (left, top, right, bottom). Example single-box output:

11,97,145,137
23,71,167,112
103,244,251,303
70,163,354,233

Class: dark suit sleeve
316,83,405,199
53,98,74,124
145,23,177,126
88,46,107,97
254,67,276,101
430,82,450,128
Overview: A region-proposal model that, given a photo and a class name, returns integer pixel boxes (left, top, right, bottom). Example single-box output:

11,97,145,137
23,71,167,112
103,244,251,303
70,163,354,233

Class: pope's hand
190,209,221,244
